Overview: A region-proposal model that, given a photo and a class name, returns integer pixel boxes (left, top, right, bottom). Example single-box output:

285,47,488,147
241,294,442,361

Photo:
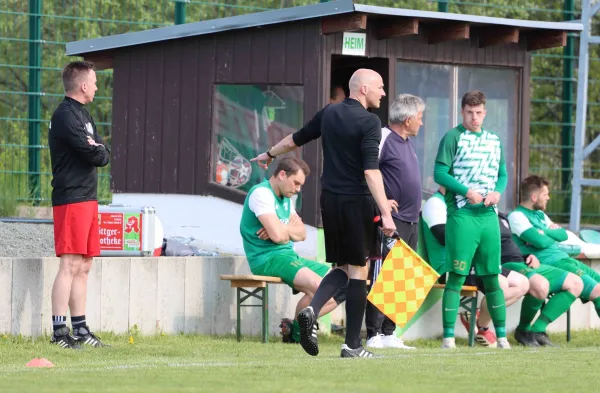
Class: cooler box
98,205,164,257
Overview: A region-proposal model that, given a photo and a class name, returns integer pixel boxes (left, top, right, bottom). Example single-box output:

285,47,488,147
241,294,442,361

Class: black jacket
48,97,110,206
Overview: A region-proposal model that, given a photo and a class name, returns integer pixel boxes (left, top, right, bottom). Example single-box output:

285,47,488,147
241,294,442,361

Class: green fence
1,0,599,224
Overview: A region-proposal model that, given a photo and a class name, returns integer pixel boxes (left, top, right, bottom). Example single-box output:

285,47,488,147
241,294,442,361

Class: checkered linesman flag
367,237,440,328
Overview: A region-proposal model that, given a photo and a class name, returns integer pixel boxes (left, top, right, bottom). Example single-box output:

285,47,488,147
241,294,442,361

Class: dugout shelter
66,0,582,234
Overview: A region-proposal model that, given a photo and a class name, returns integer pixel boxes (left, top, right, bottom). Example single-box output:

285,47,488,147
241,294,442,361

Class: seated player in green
422,186,582,348
498,212,582,347
508,175,600,323
240,157,343,343
421,187,529,348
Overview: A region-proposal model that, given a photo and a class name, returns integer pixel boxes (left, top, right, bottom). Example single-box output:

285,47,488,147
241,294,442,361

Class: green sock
292,320,300,343
592,297,600,319
442,273,466,338
531,292,577,333
518,295,545,332
481,275,506,338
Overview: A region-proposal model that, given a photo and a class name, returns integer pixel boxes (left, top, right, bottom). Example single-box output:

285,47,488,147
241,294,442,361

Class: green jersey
421,191,447,273
507,205,568,264
240,180,295,269
435,124,505,216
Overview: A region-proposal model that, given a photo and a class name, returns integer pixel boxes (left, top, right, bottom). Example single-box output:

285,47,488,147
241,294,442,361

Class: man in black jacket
48,61,110,349
252,69,395,358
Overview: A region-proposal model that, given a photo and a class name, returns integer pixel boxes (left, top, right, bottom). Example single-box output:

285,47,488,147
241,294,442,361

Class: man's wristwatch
266,149,276,159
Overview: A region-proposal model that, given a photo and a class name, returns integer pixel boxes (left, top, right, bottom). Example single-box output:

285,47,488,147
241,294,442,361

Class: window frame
207,82,307,210
395,59,522,209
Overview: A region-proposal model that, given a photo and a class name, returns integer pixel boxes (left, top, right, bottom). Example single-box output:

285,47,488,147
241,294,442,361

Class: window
396,61,519,211
211,84,304,207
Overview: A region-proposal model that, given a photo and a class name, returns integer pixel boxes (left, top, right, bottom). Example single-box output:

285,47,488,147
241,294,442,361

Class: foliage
0,0,598,222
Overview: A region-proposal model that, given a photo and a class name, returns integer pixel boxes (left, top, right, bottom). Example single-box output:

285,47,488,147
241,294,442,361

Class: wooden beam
478,26,519,48
375,18,419,40
321,13,367,35
526,30,567,51
427,22,469,45
84,53,113,70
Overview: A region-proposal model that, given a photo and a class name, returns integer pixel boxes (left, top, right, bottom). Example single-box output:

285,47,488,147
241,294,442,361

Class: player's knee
59,254,82,276
293,268,320,297
78,260,93,276
528,274,549,299
563,274,584,297
517,277,530,297
482,275,501,293
347,264,368,280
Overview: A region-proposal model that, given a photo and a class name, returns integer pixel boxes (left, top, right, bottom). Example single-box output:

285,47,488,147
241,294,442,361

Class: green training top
507,205,568,264
240,179,294,270
435,124,506,216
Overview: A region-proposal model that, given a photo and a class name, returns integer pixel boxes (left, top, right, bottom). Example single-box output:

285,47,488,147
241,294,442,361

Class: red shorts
53,200,100,258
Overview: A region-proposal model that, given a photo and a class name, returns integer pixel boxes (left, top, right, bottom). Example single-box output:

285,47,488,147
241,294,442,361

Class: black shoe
73,326,109,348
514,329,540,347
51,327,82,349
531,332,558,347
297,307,319,356
340,344,376,358
279,318,296,344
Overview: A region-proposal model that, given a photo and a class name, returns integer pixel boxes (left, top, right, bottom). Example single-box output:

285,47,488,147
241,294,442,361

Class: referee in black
251,69,396,358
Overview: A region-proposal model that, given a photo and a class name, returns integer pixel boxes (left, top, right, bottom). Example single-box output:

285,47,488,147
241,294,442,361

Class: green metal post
175,0,186,25
262,286,269,343
236,288,241,341
28,0,42,204
438,0,449,12
562,0,574,214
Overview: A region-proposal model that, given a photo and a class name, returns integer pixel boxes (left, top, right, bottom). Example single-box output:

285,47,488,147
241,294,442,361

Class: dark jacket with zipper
48,97,110,206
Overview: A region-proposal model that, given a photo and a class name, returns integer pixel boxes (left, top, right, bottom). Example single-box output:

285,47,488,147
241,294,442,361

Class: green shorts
544,257,600,301
251,251,330,288
502,262,568,294
446,208,501,276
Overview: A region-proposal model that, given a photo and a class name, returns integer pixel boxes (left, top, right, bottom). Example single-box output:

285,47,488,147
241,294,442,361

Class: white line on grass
1,347,598,375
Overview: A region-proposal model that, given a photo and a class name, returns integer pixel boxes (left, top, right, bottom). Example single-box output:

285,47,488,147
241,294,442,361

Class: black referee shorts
320,190,381,267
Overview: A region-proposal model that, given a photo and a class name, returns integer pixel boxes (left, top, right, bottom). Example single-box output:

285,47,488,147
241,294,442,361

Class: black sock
309,269,349,317
52,315,67,333
71,315,86,331
344,279,368,349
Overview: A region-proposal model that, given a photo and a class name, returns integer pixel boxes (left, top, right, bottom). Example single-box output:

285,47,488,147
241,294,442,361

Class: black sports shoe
340,344,376,358
297,306,319,356
279,318,296,343
51,327,82,349
514,328,540,347
73,326,109,347
531,332,558,347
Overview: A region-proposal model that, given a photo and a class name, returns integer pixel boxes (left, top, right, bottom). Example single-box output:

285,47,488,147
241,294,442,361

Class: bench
220,274,285,343
541,295,572,342
433,284,479,347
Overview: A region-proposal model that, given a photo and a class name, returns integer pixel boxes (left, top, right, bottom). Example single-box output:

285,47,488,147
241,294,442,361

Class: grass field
2,330,600,392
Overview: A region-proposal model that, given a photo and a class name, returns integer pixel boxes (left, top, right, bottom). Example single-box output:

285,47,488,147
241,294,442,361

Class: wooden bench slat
432,284,478,297
230,280,267,288
220,274,283,283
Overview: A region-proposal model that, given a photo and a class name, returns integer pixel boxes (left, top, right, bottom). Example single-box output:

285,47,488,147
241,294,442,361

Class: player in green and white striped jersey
433,91,509,349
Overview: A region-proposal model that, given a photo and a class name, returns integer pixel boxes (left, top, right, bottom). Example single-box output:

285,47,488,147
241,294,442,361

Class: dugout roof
66,0,583,58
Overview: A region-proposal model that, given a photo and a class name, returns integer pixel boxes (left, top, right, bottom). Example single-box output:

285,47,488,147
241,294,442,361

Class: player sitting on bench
421,187,529,348
240,157,344,343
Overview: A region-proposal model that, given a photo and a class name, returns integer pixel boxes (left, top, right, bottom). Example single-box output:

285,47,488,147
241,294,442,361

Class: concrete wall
0,256,299,337
2,256,599,339
111,193,318,258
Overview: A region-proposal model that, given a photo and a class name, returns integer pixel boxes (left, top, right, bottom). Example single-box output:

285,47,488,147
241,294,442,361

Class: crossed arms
508,211,568,249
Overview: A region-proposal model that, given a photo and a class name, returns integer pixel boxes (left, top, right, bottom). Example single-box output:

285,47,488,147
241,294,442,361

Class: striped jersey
435,124,504,215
